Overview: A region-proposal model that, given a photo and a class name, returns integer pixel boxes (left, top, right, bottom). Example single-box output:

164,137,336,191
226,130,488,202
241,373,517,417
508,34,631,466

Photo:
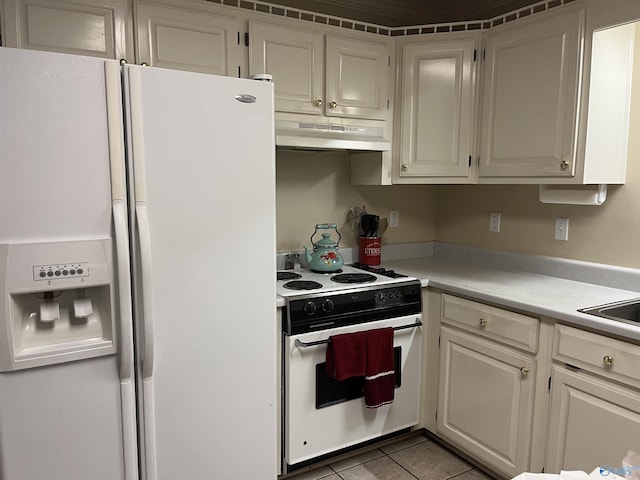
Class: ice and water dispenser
0,240,116,371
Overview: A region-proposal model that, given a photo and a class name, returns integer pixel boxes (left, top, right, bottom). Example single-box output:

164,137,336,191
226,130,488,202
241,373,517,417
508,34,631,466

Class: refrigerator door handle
113,200,135,380
136,202,155,380
113,200,140,480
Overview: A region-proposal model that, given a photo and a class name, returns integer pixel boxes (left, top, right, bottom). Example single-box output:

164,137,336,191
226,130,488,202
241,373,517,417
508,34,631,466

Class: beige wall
435,24,640,269
276,150,436,251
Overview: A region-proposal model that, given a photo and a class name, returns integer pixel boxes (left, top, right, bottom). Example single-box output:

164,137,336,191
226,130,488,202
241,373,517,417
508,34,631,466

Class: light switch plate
489,212,501,232
555,217,569,240
389,210,399,228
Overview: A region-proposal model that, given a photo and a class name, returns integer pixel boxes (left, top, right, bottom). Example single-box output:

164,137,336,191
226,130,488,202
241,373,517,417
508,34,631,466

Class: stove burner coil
330,273,377,284
277,271,302,281
283,280,323,290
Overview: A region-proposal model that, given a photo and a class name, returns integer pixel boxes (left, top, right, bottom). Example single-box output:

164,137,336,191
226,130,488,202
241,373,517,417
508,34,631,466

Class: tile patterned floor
286,434,495,480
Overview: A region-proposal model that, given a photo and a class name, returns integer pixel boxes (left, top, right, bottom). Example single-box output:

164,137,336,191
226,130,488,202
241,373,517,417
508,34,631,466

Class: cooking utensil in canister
369,215,379,237
346,206,365,233
378,218,388,237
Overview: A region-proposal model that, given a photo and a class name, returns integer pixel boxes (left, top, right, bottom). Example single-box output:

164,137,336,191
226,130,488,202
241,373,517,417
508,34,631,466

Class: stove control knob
303,301,317,315
321,298,334,313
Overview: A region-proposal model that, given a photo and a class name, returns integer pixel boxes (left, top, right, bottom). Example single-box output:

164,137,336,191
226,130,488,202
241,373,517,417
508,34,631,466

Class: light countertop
382,256,640,342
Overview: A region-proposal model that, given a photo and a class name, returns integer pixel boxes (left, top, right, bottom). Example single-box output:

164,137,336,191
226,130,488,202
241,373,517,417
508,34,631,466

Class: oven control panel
283,280,422,335
374,289,405,307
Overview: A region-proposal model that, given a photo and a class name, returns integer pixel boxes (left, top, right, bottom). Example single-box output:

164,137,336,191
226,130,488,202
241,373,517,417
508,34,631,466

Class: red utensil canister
359,237,381,265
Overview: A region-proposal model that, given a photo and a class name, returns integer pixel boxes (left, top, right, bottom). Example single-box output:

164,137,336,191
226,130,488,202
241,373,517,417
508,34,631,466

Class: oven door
283,314,422,466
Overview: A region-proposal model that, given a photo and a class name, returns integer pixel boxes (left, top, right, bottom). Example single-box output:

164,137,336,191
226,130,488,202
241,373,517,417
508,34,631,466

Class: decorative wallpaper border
206,0,577,36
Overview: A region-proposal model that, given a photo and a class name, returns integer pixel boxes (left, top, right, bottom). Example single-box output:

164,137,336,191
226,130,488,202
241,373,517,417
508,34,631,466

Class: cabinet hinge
245,32,250,47
473,49,477,62
435,410,438,421
542,468,545,474
483,49,486,61
387,99,390,110
438,336,441,348
388,56,391,67
238,66,241,78
548,376,552,391
468,155,472,167
477,156,480,167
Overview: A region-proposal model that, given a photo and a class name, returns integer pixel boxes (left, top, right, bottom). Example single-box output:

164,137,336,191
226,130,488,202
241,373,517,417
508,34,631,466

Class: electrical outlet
489,212,501,232
555,217,569,241
389,210,399,228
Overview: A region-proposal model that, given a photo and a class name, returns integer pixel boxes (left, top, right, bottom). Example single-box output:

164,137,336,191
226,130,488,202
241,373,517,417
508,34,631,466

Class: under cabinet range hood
275,120,390,151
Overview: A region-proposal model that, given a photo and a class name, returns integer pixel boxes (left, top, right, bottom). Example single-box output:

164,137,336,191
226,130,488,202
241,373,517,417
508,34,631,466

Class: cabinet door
136,3,238,75
438,326,535,477
398,39,475,178
1,0,131,59
325,36,390,120
478,9,584,178
546,366,640,473
249,21,323,115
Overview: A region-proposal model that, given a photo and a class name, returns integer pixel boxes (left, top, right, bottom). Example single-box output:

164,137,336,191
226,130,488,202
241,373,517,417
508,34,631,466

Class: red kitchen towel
326,331,366,381
364,327,395,408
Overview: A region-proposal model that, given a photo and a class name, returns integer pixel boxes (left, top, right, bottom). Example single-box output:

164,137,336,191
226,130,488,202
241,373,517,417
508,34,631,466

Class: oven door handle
294,319,422,348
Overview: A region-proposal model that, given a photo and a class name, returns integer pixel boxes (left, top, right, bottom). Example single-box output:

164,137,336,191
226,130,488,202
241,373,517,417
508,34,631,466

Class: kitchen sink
579,298,640,325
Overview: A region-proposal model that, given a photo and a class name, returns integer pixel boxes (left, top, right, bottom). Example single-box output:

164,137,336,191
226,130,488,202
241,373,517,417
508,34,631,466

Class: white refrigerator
0,47,277,480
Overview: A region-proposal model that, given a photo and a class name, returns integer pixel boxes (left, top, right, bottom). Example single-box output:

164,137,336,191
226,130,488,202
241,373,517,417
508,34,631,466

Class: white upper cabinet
1,0,133,60
478,9,584,179
395,35,477,182
249,21,324,115
249,21,391,120
325,36,389,120
136,3,240,75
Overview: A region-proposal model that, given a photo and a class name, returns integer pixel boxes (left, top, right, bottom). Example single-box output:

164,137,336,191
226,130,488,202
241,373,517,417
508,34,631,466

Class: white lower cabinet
546,366,640,473
546,324,640,473
438,325,536,478
436,294,541,478
431,294,640,478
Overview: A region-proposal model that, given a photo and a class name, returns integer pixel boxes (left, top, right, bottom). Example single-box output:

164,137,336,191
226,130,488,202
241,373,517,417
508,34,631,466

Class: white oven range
278,266,423,472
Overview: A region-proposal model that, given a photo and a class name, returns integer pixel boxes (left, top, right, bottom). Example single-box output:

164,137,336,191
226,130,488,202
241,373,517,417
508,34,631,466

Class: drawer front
442,294,539,353
553,324,640,386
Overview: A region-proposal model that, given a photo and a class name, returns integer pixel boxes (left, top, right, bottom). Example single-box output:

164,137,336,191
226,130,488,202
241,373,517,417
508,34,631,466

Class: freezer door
124,66,277,480
0,47,113,243
0,47,136,480
0,358,126,480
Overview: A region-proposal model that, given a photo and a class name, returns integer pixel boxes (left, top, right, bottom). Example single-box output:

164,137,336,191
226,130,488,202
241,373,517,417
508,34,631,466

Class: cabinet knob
560,160,570,170
314,99,323,108
119,58,128,65
479,318,487,327
329,101,338,109
603,355,614,366
520,367,530,377
141,62,149,67
401,163,408,172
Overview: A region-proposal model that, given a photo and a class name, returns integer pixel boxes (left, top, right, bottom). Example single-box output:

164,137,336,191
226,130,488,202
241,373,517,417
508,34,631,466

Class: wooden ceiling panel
263,0,543,27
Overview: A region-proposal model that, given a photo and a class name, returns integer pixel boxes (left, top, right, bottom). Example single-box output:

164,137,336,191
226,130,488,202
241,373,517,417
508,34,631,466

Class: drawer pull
520,367,530,377
479,318,488,327
603,355,614,366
